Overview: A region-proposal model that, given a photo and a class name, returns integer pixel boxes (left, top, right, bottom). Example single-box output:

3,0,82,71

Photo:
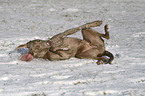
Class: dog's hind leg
81,28,105,47
82,24,110,40
104,24,110,39
76,25,114,64
75,48,108,63
76,26,108,63
50,21,103,51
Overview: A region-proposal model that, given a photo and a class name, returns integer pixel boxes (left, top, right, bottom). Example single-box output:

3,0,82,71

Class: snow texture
0,0,145,96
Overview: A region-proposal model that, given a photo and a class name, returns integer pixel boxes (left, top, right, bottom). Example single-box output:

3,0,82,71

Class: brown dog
16,21,114,64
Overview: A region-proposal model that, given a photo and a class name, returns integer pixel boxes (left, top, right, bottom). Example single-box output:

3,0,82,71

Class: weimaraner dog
16,21,114,64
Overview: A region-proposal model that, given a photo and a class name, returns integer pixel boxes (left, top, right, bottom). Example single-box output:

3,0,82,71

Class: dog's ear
15,44,26,51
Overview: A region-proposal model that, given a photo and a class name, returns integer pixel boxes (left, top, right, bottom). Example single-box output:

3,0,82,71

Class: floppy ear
15,44,26,51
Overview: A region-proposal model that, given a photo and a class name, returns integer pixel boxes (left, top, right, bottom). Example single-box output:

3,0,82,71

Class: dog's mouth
20,53,34,61
16,47,34,61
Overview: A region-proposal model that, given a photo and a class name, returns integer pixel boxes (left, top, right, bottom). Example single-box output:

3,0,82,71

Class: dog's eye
46,42,50,45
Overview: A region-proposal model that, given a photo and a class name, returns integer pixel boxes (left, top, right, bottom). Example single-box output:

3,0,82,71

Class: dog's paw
87,20,103,28
105,24,110,31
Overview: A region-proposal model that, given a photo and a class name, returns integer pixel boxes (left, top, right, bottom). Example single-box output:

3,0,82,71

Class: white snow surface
0,0,145,96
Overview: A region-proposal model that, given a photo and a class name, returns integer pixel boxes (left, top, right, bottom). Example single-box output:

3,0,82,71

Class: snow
0,0,145,96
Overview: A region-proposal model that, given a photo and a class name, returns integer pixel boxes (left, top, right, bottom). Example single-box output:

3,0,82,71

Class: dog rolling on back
16,21,114,64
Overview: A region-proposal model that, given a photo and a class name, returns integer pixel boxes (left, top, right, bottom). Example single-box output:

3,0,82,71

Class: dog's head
16,39,53,61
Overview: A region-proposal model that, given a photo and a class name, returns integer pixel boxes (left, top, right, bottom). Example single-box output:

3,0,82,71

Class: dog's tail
104,50,114,64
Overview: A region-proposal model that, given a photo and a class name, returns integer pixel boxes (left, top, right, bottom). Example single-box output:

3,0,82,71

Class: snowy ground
0,0,145,96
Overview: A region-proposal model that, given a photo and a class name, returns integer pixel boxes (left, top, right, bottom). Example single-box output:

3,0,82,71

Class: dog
16,21,114,64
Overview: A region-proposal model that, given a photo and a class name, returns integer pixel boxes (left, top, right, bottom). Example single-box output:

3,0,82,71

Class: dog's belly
78,40,105,54
80,40,93,52
60,37,82,56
